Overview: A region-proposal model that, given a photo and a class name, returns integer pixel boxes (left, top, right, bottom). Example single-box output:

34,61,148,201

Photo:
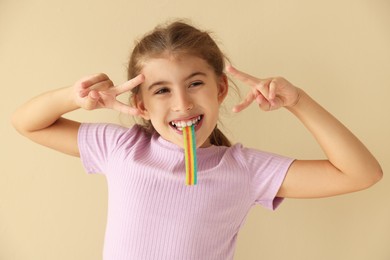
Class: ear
217,74,229,104
133,94,150,120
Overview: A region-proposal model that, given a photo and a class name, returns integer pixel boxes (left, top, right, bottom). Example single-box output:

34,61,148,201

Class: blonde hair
128,20,232,147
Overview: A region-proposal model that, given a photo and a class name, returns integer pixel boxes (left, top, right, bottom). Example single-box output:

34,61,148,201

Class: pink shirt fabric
78,123,294,260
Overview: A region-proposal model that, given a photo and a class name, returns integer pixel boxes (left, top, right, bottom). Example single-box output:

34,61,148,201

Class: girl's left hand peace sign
226,65,301,113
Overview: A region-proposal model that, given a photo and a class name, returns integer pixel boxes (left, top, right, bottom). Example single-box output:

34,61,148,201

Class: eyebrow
147,71,207,91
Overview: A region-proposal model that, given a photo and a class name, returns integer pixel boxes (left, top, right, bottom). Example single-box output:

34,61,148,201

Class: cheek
144,100,167,122
203,92,220,107
144,98,161,112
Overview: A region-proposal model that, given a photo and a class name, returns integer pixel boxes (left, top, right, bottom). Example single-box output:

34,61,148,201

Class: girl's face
135,54,228,148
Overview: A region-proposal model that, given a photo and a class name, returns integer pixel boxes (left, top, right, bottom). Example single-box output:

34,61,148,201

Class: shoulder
226,143,294,171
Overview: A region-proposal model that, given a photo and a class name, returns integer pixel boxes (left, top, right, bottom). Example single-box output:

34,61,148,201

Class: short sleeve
238,146,294,210
77,123,129,174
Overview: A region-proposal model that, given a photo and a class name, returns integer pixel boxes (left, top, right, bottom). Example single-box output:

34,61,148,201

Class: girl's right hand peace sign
73,73,145,115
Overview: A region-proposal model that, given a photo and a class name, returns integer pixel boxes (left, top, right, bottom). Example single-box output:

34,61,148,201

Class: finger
79,73,110,89
255,94,266,105
255,93,273,111
84,90,100,110
226,65,260,86
232,91,257,113
115,74,145,94
78,88,89,98
92,79,114,90
111,100,140,115
267,79,277,106
78,79,112,98
258,99,272,111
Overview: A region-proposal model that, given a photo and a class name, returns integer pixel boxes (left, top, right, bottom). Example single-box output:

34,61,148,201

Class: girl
12,21,382,260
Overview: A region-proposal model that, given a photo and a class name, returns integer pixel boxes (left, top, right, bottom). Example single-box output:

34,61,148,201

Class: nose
171,91,194,112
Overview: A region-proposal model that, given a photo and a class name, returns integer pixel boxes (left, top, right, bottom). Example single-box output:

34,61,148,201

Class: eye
189,81,204,88
154,87,170,95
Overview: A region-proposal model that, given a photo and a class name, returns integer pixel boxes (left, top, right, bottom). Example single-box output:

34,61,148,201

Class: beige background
1,0,389,259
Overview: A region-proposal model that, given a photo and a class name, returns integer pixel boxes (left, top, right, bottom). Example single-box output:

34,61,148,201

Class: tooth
172,117,203,129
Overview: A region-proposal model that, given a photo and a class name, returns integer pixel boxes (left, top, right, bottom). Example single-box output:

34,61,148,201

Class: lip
169,114,204,134
170,114,201,123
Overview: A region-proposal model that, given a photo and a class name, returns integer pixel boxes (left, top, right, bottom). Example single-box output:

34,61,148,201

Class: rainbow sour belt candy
183,125,198,185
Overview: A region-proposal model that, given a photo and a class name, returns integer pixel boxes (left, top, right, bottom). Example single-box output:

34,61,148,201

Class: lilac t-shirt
78,123,294,260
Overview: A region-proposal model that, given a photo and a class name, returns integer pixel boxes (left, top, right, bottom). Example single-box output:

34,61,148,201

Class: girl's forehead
141,55,213,77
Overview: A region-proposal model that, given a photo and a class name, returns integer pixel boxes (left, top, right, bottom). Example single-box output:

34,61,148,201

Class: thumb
84,90,100,110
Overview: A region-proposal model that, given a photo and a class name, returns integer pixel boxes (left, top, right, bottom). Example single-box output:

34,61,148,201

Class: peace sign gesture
226,65,301,113
74,73,145,115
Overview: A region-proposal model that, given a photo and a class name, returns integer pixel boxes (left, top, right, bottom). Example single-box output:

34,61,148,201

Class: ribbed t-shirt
78,123,294,260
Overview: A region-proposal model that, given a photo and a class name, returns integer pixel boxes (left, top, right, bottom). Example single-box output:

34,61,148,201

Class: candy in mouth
183,124,197,185
169,115,203,131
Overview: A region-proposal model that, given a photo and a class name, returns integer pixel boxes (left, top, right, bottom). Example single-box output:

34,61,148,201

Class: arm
11,74,144,157
12,86,81,156
227,65,383,198
280,90,382,198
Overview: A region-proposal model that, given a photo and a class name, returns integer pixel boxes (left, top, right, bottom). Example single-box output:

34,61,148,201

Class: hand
226,65,301,112
73,73,144,115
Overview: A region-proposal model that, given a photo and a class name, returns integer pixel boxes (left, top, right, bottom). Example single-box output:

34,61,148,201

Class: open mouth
169,115,204,132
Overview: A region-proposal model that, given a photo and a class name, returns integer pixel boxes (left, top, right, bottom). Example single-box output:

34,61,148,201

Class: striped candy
183,125,197,185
